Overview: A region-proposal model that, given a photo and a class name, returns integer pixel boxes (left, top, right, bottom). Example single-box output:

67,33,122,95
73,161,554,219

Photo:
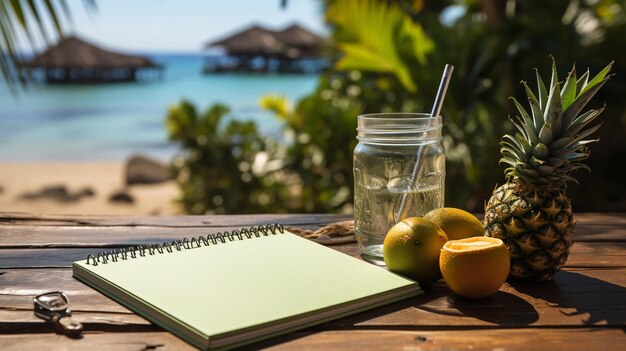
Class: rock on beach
125,155,170,185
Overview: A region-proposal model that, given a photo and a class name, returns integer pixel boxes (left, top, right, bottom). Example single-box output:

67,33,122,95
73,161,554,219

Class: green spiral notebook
73,224,421,350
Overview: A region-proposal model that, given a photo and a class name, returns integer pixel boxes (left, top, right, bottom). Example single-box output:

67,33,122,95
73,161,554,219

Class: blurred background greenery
167,0,625,214
5,0,622,214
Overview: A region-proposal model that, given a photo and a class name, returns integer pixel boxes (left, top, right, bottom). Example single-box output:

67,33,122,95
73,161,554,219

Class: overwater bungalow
204,24,326,74
20,36,163,84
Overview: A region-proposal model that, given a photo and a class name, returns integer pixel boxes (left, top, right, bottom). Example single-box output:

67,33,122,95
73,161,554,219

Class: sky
25,0,327,53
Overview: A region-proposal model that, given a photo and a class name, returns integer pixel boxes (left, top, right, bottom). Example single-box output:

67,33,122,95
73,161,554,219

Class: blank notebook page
73,232,419,345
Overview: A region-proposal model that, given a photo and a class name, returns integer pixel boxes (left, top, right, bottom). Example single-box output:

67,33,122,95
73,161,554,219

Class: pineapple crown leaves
500,58,613,188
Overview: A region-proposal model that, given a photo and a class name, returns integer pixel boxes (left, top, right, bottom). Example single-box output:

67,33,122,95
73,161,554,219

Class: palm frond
326,0,433,93
0,0,97,90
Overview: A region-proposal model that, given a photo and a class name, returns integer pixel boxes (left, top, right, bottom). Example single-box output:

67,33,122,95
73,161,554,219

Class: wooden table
1,212,624,350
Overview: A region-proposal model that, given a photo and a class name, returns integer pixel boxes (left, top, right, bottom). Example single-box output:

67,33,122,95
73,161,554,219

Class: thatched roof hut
21,36,162,83
208,25,283,56
204,24,325,73
273,24,323,57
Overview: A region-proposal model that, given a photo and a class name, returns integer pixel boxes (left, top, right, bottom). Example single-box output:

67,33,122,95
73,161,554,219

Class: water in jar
353,146,445,263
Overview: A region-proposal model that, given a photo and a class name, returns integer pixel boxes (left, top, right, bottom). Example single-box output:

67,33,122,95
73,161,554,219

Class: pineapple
484,58,613,281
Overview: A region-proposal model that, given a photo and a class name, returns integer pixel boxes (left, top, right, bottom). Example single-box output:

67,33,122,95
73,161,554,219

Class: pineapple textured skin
484,58,611,281
485,179,575,281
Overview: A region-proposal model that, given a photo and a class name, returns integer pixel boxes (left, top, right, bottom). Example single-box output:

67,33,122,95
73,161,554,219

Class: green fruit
383,217,448,286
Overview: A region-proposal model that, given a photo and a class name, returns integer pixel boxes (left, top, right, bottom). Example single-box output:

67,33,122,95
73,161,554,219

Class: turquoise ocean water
0,54,319,162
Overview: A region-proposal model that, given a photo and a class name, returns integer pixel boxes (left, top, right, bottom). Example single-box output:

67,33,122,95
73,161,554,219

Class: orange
383,217,448,286
439,237,510,298
423,207,484,240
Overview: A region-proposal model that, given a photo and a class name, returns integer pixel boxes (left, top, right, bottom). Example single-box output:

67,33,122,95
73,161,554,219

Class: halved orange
439,237,510,298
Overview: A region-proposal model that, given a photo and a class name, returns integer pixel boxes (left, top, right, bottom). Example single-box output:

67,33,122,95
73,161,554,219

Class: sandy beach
0,162,181,215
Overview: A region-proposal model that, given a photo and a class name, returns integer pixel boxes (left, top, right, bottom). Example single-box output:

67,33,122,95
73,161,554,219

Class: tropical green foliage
168,0,626,213
166,76,362,214
259,75,360,212
320,0,508,209
328,0,433,92
166,102,295,214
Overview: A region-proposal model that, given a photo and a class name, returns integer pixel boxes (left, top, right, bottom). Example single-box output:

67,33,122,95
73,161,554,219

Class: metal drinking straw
394,64,454,222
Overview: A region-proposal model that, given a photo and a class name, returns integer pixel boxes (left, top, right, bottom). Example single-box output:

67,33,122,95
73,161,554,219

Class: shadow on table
413,283,540,326
508,269,626,326
440,290,539,325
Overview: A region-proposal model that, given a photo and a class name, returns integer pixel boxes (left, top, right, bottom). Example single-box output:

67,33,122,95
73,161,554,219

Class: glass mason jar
353,113,445,263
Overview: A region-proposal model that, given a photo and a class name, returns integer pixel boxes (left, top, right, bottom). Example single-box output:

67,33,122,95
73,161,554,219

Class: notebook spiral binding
85,223,284,266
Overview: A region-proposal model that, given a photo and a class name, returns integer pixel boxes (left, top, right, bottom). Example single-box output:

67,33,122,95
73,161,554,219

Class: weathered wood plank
251,328,626,351
1,241,623,268
0,331,190,351
570,213,626,241
0,212,352,228
0,225,335,248
0,213,622,247
0,311,152,328
0,328,624,351
2,212,622,227
0,243,353,268
1,223,622,247
1,268,623,328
